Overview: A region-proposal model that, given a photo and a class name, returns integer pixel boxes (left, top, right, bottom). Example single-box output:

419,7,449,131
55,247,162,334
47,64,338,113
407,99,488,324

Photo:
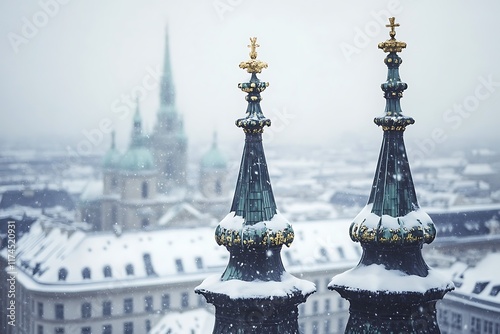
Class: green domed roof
103,148,121,169
201,132,227,169
119,147,155,172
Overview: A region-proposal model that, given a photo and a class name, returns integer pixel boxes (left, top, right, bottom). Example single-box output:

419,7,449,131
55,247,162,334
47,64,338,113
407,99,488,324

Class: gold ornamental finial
378,17,407,53
248,37,259,59
239,37,268,73
386,17,400,38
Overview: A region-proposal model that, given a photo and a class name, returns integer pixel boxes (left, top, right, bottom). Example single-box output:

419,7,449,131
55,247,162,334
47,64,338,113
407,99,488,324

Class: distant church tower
151,27,188,192
200,131,229,198
101,101,158,232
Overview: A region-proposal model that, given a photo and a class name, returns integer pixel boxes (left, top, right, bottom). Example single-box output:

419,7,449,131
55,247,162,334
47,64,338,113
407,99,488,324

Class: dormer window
58,268,68,281
126,264,134,276
103,265,112,278
82,267,91,280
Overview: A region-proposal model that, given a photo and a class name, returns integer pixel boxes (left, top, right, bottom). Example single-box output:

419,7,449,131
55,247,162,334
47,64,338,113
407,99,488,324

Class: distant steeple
329,18,453,333
196,37,315,333
120,98,154,172
151,26,188,190
160,25,175,111
131,97,143,147
103,131,121,170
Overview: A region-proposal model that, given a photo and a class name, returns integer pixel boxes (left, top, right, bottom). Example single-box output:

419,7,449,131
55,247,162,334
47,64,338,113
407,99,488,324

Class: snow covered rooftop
149,308,214,334
4,218,360,293
447,253,500,308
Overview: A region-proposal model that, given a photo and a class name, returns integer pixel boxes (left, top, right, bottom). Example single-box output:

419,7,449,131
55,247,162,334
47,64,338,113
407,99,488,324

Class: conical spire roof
103,131,121,169
119,99,154,172
159,25,176,113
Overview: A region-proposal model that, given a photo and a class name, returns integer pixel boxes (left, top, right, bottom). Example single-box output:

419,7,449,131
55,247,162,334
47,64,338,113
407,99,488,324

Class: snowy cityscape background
0,0,500,333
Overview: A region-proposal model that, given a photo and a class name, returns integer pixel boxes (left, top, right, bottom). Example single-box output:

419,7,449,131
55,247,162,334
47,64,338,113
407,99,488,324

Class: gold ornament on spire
239,37,268,73
378,17,407,53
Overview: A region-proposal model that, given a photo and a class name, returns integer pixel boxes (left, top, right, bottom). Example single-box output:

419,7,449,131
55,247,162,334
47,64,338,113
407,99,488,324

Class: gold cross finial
378,17,406,53
386,17,400,38
248,37,259,60
239,37,268,73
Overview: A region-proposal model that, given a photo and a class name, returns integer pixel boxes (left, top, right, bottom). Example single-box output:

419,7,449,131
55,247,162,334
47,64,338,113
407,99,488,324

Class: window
102,301,112,316
471,316,481,334
441,310,449,325
82,302,91,319
145,320,151,332
37,302,43,318
325,299,331,313
161,294,170,310
125,264,134,276
141,181,148,198
55,328,64,334
324,319,331,333
58,268,68,281
144,296,153,312
81,327,91,334
102,324,112,334
195,257,203,270
143,254,156,276
103,265,112,278
124,298,133,314
312,321,319,334
181,292,189,309
141,218,149,229
472,281,490,294
124,322,133,334
37,325,43,334
312,300,319,313
175,259,184,273
338,317,346,333
484,320,494,334
82,267,91,279
490,285,500,296
55,304,64,320
451,312,462,330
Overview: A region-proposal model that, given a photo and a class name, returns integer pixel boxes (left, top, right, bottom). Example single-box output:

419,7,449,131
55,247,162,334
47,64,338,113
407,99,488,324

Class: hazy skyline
1,0,500,157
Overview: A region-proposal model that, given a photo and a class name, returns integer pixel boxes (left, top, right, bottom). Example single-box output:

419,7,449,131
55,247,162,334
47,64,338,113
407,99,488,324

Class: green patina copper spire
196,37,314,334
230,38,276,225
329,18,453,334
349,17,435,246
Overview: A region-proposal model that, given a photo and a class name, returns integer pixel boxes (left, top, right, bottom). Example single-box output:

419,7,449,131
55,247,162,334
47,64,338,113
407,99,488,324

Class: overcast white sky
1,0,499,155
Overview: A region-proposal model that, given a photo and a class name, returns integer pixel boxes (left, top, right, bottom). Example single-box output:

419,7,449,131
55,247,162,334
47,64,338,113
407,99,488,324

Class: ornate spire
160,25,175,109
196,38,314,333
329,18,453,333
131,97,143,147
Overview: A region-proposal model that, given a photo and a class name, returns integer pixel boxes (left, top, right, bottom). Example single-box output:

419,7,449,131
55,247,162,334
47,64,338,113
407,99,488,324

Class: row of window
37,320,151,334
299,296,345,316
440,310,500,334
36,293,196,319
109,178,149,199
58,255,206,281
58,254,158,281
